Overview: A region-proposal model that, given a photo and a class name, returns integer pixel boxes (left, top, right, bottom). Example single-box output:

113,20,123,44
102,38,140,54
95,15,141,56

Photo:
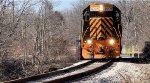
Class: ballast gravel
72,62,150,83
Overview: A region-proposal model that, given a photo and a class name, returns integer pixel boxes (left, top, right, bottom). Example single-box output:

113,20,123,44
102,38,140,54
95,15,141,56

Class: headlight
109,39,115,45
100,5,104,12
87,40,92,44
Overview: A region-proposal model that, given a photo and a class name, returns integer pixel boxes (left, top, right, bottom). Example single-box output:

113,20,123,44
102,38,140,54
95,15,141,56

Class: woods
0,0,76,81
0,0,150,81
116,0,150,48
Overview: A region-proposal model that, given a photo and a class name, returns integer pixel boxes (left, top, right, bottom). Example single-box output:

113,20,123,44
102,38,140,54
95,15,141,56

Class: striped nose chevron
90,17,113,39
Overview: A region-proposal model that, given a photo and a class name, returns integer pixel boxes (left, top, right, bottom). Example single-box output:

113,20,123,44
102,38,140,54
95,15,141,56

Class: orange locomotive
80,4,122,60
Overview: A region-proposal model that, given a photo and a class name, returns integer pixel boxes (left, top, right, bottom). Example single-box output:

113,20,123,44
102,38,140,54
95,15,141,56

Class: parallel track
5,60,113,83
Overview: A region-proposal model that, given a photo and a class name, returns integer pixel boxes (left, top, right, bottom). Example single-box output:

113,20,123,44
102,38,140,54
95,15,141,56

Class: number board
90,7,99,11
105,7,113,11
90,5,113,11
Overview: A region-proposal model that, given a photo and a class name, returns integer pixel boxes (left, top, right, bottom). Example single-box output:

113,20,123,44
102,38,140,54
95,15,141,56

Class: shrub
0,58,25,81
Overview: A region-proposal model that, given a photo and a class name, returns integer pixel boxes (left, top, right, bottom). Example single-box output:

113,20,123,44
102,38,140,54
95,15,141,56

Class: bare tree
116,0,150,50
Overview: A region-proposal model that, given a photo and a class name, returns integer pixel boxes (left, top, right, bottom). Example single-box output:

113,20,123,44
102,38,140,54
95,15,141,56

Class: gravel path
72,62,150,83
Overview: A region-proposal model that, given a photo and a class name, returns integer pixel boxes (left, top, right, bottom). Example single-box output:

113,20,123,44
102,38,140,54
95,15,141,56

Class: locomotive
80,4,122,60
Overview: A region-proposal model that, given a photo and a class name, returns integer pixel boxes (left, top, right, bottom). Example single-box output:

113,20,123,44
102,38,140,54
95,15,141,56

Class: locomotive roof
89,3,113,6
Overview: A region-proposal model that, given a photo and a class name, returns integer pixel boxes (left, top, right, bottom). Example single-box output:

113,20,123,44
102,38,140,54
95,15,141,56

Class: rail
5,60,113,83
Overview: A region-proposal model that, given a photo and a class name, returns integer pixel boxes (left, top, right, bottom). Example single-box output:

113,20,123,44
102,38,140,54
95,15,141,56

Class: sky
53,0,116,11
13,0,117,12
13,0,77,12
53,0,77,11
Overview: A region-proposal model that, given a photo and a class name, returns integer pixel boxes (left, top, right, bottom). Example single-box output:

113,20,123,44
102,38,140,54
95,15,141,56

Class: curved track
4,60,113,83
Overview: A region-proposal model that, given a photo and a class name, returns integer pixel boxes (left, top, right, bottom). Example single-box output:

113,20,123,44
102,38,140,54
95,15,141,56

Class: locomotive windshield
90,11,112,17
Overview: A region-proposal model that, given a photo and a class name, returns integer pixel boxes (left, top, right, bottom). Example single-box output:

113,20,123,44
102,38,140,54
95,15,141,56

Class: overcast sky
53,0,117,11
53,0,77,11
14,0,118,11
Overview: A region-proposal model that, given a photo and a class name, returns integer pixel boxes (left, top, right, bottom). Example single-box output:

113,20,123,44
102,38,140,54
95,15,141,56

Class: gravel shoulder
72,62,150,83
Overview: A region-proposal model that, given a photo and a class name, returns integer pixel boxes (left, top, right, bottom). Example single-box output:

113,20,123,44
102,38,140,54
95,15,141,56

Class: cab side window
84,11,90,22
114,11,120,22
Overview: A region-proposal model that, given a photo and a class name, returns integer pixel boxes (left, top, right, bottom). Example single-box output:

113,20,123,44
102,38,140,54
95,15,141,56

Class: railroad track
5,60,113,83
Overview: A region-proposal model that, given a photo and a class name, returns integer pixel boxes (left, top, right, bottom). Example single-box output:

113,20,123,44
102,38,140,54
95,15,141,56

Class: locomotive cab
80,4,122,60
